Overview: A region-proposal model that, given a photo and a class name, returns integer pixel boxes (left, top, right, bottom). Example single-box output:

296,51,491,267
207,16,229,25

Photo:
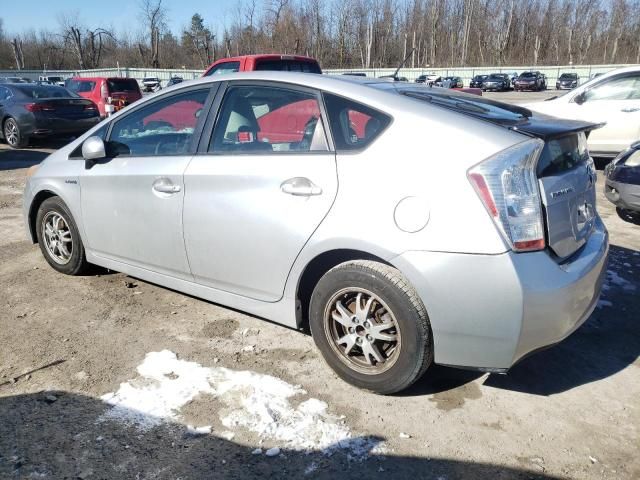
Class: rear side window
323,93,391,151
107,79,139,93
205,61,241,76
254,59,321,74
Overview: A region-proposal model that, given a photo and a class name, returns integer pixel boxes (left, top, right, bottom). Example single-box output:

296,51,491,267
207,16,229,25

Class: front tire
309,260,433,394
3,117,28,148
36,197,90,275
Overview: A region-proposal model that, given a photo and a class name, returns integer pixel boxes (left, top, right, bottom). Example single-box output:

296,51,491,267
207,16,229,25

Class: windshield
204,61,241,76
488,75,503,80
560,74,577,79
520,72,536,78
15,85,76,98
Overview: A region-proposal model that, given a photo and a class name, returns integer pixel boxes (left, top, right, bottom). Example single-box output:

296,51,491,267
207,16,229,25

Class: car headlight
625,150,640,167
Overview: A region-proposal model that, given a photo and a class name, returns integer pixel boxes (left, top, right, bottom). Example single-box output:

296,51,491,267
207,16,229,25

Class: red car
203,54,322,77
65,77,142,118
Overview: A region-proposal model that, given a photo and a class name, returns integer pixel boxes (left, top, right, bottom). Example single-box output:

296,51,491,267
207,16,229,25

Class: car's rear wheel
3,118,27,149
36,197,90,275
309,260,433,394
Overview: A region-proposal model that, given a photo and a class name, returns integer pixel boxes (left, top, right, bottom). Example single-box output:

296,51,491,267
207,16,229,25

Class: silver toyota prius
23,72,609,394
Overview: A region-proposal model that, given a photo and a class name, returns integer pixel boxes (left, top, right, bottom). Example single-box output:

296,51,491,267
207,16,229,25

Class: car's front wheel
309,260,433,394
35,196,90,275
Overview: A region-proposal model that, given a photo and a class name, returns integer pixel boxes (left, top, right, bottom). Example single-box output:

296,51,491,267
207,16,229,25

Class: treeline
1,0,639,71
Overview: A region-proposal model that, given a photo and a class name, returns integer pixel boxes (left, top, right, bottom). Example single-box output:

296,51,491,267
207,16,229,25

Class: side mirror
82,136,106,168
574,92,587,105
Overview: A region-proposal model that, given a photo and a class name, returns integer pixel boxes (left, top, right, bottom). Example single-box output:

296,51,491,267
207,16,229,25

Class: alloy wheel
323,288,401,375
4,119,19,147
42,211,73,265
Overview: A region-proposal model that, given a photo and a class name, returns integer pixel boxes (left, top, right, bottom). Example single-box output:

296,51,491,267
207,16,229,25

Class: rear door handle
621,107,640,113
152,177,181,194
280,177,322,196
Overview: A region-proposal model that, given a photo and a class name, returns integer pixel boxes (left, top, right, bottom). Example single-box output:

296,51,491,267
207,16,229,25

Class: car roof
215,54,319,63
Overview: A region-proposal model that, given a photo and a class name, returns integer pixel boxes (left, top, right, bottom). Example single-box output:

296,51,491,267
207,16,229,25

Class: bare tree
139,0,167,67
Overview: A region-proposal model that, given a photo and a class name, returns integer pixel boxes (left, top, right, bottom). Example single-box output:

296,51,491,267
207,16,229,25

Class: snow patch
99,350,383,458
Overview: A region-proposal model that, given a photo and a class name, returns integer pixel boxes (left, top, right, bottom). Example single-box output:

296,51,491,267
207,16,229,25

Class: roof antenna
392,48,416,80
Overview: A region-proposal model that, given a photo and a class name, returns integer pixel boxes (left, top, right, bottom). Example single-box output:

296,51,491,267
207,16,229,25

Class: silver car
23,72,609,394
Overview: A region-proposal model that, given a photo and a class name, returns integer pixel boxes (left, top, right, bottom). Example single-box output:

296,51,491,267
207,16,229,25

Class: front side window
66,80,96,93
584,74,640,101
323,93,391,151
205,62,241,76
210,85,327,153
109,88,209,157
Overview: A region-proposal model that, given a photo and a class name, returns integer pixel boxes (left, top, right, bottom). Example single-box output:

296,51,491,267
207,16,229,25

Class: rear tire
3,117,28,149
36,197,90,275
309,260,433,394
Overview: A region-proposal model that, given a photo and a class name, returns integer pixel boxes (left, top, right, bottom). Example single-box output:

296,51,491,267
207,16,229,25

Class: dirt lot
1,126,639,478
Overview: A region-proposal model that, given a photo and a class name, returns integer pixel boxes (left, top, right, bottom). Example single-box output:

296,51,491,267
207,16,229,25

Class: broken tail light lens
468,139,546,252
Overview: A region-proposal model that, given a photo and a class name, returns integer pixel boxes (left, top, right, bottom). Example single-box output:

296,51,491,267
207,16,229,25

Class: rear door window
584,74,640,101
322,93,391,151
209,85,328,153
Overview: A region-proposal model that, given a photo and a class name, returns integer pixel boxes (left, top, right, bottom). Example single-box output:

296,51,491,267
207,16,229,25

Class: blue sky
1,0,238,37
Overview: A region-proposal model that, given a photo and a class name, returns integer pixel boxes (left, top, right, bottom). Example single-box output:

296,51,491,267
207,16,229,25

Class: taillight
25,103,55,112
101,82,108,100
84,103,97,111
468,139,546,252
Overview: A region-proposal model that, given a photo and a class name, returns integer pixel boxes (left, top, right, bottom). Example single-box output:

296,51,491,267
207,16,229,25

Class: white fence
1,63,638,86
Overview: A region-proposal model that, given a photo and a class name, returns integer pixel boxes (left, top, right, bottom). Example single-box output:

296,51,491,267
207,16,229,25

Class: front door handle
152,177,181,194
280,177,322,196
621,107,640,113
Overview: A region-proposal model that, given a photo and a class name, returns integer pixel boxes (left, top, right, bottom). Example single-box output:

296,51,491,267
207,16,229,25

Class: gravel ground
0,104,638,479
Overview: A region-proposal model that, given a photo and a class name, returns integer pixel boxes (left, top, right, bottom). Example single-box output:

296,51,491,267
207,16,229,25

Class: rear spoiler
512,116,605,141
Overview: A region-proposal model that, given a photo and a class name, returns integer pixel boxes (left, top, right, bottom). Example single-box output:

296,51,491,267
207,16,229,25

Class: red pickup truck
203,54,322,77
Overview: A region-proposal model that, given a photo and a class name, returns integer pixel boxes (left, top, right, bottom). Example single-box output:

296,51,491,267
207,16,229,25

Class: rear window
66,80,96,93
14,85,75,99
204,62,241,76
323,93,391,151
108,79,139,93
536,133,588,177
254,59,321,74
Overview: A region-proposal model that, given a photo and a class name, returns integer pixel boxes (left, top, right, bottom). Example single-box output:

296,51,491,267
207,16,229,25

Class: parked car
604,142,640,224
166,76,184,87
525,66,640,157
142,77,162,93
415,73,439,84
379,75,409,82
0,77,30,84
482,73,510,91
470,75,488,88
434,76,463,88
39,76,65,87
514,71,545,91
65,77,142,118
0,84,99,148
23,72,607,394
556,72,579,90
203,54,322,76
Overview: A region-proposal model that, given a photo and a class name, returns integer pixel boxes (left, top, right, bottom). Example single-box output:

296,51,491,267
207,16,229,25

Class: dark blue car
0,83,100,148
604,141,640,224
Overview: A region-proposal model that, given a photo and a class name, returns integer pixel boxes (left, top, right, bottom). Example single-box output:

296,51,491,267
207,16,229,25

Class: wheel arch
27,190,58,243
295,248,393,331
